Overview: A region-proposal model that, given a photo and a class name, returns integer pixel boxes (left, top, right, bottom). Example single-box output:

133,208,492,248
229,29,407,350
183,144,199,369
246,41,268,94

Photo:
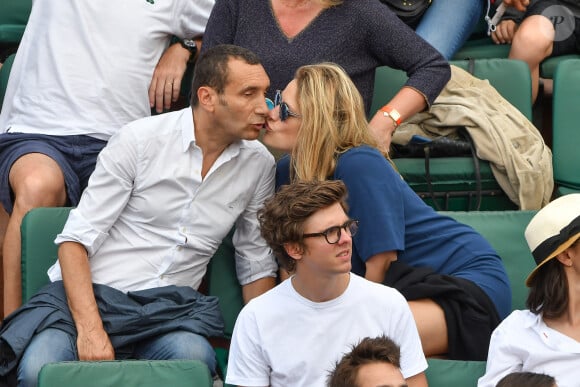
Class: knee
166,332,217,374
11,174,67,211
513,16,555,51
17,329,77,387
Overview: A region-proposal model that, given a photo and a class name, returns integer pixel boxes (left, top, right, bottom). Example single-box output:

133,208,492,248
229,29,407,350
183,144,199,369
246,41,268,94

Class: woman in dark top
201,0,450,150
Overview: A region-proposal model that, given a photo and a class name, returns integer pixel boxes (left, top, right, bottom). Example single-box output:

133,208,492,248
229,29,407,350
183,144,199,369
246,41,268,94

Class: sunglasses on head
265,90,302,121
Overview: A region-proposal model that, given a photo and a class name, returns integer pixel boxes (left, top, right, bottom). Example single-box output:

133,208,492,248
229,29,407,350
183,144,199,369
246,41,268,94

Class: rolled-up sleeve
54,127,138,256
233,157,278,285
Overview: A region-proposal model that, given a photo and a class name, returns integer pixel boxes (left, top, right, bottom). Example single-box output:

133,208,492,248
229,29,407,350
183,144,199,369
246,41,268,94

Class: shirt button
160,275,165,280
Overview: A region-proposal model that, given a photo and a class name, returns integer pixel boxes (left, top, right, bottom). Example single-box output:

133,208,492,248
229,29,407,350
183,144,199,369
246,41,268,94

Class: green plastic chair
444,210,537,311
0,53,15,110
552,59,580,196
38,360,212,387
426,358,486,387
0,0,32,44
20,207,243,385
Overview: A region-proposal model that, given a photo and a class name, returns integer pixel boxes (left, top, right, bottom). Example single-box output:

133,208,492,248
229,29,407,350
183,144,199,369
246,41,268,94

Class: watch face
182,39,196,48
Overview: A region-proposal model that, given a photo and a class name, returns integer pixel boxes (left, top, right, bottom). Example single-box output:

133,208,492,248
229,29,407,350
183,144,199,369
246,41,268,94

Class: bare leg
408,298,448,357
509,15,555,103
3,153,67,316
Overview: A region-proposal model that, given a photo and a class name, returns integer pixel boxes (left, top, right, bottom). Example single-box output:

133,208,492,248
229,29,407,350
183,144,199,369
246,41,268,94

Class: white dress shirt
49,108,277,292
478,309,580,387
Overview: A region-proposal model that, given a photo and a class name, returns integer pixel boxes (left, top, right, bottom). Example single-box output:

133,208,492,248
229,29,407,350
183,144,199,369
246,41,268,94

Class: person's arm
365,251,398,283
54,125,140,359
148,43,192,114
363,3,451,151
59,241,114,360
234,155,278,303
406,372,428,387
368,87,427,151
242,277,276,304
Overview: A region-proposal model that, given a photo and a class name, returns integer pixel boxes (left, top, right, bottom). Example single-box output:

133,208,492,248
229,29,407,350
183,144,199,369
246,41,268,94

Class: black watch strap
180,38,197,55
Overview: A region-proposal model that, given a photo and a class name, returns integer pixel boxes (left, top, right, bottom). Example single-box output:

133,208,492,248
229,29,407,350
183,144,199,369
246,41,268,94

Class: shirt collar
180,108,196,152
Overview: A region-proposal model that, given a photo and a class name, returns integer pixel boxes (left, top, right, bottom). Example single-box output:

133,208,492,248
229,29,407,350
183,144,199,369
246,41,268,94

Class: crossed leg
509,15,555,103
3,153,67,316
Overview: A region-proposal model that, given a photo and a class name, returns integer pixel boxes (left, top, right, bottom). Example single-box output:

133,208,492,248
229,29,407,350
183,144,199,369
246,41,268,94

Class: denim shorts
0,132,107,213
525,0,580,56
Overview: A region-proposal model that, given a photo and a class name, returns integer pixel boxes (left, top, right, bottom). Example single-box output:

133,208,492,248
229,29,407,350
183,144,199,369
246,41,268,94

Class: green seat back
0,53,16,110
20,207,72,302
38,360,212,387
0,0,32,44
371,58,532,120
541,54,580,79
443,210,537,311
426,358,486,387
552,59,580,193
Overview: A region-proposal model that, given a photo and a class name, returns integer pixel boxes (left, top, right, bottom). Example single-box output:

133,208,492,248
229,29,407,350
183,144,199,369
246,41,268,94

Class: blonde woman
264,62,511,360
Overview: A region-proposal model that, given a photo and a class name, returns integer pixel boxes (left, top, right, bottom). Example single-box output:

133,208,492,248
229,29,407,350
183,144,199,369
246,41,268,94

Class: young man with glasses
225,180,428,387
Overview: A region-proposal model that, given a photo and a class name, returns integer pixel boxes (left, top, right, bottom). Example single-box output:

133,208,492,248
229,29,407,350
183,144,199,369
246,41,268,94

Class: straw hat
525,194,580,286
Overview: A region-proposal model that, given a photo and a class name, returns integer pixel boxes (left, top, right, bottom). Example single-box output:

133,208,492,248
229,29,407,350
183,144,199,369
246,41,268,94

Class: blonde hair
291,62,380,181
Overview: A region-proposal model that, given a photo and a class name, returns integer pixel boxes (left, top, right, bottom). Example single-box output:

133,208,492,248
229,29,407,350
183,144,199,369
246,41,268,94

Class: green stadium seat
0,0,32,44
426,358,486,387
38,360,212,387
0,53,15,110
552,59,580,196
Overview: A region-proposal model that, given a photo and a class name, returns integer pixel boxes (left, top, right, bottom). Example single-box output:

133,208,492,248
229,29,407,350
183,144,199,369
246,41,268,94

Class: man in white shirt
0,0,215,317
226,180,428,387
13,44,277,387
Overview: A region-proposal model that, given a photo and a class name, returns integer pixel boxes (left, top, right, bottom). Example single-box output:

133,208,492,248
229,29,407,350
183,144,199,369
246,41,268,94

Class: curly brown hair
258,180,348,272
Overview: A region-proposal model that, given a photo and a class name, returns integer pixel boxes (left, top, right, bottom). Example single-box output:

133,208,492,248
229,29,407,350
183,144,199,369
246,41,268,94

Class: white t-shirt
226,274,427,387
0,0,213,140
478,309,580,387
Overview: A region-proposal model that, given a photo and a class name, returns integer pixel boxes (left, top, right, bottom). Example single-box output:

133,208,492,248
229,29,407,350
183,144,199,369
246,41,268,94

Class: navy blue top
276,146,511,318
201,0,450,113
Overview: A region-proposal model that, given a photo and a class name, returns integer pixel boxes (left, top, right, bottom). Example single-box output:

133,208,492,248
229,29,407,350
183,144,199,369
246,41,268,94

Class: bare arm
59,241,114,361
406,371,428,387
364,250,398,283
148,42,192,113
241,276,276,304
368,87,428,151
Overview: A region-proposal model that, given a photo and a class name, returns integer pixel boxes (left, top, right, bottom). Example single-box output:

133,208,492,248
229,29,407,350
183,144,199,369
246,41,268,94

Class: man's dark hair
327,335,402,387
258,180,348,273
190,44,262,106
496,372,556,387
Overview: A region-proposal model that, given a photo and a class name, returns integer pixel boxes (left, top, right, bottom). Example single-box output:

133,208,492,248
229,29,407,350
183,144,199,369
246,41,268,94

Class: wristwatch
179,38,197,57
380,105,402,128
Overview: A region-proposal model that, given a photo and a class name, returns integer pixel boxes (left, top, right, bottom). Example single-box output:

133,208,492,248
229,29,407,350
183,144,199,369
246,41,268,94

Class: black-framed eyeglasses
303,219,359,244
265,90,302,121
